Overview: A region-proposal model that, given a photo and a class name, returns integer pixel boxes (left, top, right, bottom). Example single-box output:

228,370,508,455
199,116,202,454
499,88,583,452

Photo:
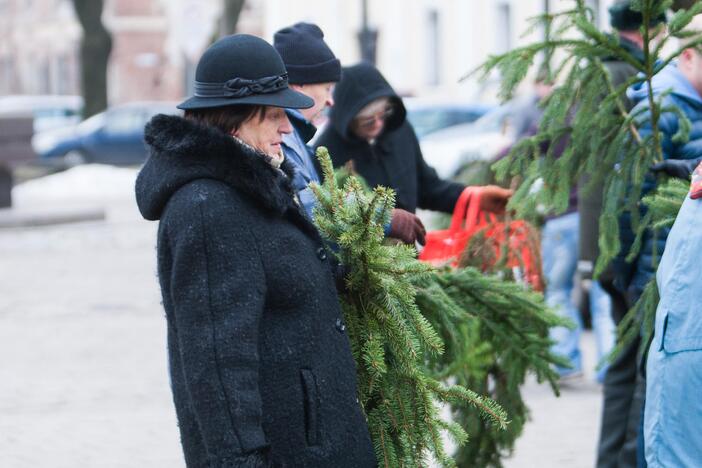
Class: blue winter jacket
281,109,321,220
644,185,702,467
616,62,702,303
283,109,395,236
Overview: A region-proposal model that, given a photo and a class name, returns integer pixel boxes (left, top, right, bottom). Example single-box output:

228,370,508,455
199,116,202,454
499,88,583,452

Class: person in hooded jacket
135,34,376,468
616,24,702,312
315,63,512,239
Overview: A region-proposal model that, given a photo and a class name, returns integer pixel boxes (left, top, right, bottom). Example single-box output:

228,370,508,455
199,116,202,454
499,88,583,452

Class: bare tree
674,1,697,10
72,0,112,119
221,0,246,36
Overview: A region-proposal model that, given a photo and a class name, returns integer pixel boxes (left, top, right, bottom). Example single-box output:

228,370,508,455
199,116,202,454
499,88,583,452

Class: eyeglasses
354,107,395,129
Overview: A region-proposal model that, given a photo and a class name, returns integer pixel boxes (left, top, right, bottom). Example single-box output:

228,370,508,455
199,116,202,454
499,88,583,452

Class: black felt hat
609,0,667,31
178,34,313,111
274,22,341,84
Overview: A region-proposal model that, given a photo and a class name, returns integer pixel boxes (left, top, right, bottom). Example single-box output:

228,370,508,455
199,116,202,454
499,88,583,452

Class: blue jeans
542,212,615,381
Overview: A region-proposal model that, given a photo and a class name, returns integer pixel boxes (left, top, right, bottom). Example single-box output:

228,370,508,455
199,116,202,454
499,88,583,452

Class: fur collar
136,114,299,221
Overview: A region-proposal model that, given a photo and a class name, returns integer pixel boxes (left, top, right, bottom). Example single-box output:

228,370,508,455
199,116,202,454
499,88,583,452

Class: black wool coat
315,62,464,214
135,114,376,468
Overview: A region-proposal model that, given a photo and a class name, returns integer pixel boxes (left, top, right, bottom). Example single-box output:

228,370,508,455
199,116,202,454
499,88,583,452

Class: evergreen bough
311,147,570,467
415,268,570,467
468,0,702,366
603,178,687,366
468,0,702,275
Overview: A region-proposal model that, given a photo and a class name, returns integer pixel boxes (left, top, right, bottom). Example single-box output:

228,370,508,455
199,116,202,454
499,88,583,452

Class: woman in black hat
135,34,376,468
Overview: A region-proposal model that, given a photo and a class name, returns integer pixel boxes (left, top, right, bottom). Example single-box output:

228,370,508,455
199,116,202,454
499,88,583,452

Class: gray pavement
0,191,603,468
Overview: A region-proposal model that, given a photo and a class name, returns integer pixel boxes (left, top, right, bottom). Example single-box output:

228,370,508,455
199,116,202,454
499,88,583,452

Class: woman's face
350,97,393,142
233,106,293,157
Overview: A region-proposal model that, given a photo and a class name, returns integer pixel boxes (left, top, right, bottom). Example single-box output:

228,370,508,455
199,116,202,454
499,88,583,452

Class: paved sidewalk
0,196,603,467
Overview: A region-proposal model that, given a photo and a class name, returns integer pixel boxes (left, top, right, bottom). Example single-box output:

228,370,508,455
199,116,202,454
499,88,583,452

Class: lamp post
357,0,378,64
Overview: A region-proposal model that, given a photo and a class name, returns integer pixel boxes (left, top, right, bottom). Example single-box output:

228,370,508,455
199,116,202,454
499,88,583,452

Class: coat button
335,318,346,332
316,247,327,261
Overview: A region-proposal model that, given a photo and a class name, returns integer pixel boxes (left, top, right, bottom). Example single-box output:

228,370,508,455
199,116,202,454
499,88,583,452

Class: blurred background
0,0,622,190
0,1,629,467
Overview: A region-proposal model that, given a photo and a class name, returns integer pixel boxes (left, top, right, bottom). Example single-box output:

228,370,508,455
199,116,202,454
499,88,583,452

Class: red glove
389,209,426,245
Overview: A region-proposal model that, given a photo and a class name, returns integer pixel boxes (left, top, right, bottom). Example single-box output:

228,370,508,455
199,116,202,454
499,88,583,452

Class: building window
56,54,72,94
585,0,601,27
39,59,51,94
495,2,513,54
426,9,440,86
0,57,15,94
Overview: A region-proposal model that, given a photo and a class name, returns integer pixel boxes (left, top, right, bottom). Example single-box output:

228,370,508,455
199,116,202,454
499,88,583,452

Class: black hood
329,62,406,141
135,114,297,221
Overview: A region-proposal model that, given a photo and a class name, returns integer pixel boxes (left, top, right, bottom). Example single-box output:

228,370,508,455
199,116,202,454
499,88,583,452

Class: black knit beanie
273,22,341,85
609,0,667,31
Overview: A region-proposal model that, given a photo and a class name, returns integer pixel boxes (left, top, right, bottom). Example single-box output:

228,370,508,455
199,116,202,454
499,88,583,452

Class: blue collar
286,109,317,143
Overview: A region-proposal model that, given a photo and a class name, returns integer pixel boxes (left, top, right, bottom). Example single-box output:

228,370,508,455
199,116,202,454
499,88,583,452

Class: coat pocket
300,368,321,447
660,311,702,354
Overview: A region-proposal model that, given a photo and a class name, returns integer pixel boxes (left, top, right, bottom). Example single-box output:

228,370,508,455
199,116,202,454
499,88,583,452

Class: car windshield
407,107,485,138
423,104,513,141
78,113,107,135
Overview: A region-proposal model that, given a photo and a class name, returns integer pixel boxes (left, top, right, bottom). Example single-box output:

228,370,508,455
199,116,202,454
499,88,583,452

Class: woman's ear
230,128,240,138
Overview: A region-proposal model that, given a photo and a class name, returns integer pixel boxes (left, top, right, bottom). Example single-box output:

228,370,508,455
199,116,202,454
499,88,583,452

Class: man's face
350,97,394,142
290,82,335,125
680,48,702,98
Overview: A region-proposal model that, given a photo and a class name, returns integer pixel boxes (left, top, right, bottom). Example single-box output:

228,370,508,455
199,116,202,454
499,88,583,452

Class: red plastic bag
418,187,544,291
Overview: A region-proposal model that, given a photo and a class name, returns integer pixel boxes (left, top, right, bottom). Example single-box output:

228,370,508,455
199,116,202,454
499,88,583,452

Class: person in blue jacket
640,21,702,467
274,22,427,245
618,31,702,307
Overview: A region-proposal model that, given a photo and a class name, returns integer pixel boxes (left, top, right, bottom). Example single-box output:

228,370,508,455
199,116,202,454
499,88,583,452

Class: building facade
0,0,616,105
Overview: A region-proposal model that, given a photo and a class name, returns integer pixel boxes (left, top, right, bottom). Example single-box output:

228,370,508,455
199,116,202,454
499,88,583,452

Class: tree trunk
72,0,112,119
672,0,697,10
0,167,12,208
221,0,246,36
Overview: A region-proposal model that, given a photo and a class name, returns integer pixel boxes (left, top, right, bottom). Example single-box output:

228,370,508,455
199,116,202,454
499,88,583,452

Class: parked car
32,101,181,166
419,102,519,179
0,95,83,133
404,97,493,139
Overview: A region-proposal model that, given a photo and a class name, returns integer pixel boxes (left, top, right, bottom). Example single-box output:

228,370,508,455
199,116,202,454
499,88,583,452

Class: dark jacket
616,62,702,302
578,36,644,282
135,114,376,468
315,63,464,214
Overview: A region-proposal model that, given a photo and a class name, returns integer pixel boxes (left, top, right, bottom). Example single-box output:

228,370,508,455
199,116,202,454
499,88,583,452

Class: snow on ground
12,164,139,207
0,165,602,467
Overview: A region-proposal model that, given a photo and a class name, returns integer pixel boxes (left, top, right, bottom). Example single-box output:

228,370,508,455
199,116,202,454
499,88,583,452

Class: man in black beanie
274,23,427,245
580,2,666,468
274,22,340,220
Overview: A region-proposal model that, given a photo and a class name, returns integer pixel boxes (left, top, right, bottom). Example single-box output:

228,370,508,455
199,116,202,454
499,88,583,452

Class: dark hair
184,105,266,134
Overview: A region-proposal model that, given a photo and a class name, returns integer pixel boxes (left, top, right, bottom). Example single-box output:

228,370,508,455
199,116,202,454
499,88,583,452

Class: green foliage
311,147,507,467
469,0,702,277
311,147,569,467
642,178,689,230
415,268,571,467
602,177,687,368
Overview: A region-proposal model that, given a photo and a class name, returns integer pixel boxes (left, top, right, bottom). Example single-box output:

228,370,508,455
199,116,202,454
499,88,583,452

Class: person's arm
644,100,698,179
616,102,679,298
166,190,270,465
637,100,678,162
